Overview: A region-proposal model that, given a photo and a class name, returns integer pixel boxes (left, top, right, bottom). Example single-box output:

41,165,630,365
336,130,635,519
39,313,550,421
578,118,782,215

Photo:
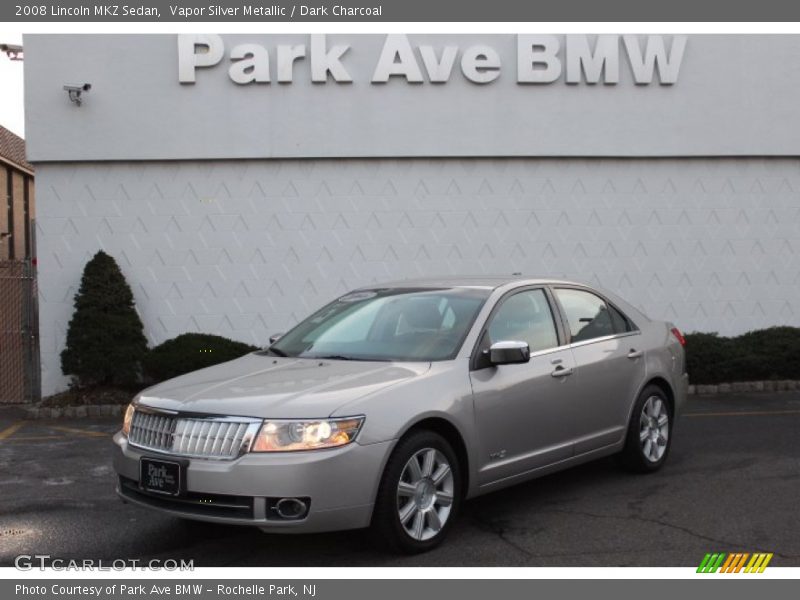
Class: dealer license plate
139,457,183,496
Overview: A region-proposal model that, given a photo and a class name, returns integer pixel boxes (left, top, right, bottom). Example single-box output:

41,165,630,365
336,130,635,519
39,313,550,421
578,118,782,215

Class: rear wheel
371,430,461,553
619,385,673,473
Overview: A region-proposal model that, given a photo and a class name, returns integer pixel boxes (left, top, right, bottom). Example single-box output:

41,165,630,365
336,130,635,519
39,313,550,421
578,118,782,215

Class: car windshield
269,287,490,362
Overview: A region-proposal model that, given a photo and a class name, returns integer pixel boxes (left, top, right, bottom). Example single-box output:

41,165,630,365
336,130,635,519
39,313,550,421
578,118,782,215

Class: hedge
143,333,258,383
684,327,800,385
139,327,800,386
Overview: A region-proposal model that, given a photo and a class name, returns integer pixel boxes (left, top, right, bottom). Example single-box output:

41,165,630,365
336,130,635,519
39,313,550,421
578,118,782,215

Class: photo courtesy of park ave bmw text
23,34,800,396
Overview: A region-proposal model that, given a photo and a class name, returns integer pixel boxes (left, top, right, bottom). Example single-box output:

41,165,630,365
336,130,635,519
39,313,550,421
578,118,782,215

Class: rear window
608,303,636,333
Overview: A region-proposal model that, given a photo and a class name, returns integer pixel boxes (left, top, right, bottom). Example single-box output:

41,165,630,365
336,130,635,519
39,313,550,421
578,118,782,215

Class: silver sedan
113,277,688,553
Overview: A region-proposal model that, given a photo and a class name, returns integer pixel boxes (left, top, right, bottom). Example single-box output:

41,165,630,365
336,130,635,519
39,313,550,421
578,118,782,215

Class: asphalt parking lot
1,392,799,567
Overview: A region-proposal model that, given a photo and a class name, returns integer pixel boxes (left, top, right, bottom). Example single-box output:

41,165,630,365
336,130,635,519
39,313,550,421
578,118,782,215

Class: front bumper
113,431,392,533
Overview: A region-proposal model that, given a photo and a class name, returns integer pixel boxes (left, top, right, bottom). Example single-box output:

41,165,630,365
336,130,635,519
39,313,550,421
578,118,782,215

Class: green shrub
737,327,800,381
60,250,148,388
143,333,257,383
685,327,800,384
684,332,733,384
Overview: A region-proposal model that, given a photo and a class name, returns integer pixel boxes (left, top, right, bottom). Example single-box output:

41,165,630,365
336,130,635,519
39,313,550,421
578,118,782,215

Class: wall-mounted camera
63,83,91,106
0,43,23,60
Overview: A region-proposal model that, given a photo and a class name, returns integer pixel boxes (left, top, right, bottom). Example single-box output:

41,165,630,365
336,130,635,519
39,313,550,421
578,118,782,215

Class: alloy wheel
396,448,454,541
639,395,669,462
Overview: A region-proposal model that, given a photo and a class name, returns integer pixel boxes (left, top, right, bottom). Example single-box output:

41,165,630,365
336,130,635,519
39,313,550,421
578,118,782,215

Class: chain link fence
0,259,40,403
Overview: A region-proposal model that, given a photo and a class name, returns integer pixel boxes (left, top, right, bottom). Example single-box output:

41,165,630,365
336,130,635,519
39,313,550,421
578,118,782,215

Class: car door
551,286,646,455
469,287,577,486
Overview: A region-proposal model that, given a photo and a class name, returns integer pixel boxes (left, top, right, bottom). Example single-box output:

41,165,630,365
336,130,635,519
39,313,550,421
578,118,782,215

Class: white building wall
37,157,800,394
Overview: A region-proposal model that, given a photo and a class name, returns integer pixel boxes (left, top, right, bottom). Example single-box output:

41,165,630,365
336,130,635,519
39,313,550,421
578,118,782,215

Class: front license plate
140,457,184,496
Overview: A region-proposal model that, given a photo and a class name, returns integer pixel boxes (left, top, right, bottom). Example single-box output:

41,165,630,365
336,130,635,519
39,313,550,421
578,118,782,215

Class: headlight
122,403,135,436
251,417,364,452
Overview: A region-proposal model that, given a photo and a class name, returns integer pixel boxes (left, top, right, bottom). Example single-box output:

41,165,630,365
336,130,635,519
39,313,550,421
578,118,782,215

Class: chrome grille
128,409,260,459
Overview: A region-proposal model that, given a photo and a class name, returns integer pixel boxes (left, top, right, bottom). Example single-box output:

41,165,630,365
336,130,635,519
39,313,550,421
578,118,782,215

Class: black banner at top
4,0,800,22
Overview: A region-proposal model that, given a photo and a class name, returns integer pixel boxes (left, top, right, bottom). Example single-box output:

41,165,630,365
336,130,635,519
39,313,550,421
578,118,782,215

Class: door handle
551,366,574,378
627,349,643,359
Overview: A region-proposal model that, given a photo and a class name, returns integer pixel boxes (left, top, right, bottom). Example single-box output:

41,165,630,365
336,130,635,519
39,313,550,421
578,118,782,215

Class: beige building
0,125,37,403
0,125,34,261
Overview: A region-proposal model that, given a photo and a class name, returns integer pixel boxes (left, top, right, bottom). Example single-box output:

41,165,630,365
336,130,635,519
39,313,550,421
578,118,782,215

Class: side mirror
268,333,284,345
488,340,530,365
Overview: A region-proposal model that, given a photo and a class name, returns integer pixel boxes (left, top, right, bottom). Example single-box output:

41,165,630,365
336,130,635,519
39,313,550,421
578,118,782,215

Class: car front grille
128,409,261,459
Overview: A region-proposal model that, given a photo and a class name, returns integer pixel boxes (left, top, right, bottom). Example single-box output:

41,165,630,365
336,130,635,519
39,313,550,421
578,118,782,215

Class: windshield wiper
311,354,394,362
266,347,287,357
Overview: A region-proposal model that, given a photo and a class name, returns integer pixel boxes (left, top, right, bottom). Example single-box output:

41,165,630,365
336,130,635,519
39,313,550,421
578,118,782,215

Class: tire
371,430,462,554
618,385,673,473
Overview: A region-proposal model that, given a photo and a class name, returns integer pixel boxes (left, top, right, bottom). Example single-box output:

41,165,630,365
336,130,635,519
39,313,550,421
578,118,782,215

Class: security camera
63,83,92,106
0,43,23,60
64,83,92,92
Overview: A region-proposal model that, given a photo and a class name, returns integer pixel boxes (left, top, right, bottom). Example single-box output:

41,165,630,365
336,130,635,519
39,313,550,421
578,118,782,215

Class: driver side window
487,289,559,353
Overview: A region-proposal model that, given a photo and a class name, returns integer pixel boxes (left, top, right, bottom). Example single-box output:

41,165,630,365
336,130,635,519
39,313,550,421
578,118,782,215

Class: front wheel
618,385,673,473
371,430,461,553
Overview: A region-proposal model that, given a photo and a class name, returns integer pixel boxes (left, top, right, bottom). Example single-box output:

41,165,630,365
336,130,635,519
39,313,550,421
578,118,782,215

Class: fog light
270,497,309,520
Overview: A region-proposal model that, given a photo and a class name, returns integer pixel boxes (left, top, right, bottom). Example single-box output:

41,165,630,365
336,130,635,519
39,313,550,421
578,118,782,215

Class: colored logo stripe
697,553,726,573
733,553,751,573
697,552,773,573
720,553,750,573
745,553,773,573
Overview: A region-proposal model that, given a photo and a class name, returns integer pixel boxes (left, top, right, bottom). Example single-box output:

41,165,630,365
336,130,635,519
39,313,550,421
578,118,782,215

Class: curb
688,380,800,395
22,404,127,420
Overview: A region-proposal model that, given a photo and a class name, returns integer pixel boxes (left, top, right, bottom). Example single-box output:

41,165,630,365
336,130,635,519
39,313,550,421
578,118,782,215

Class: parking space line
3,436,62,441
0,421,27,441
684,409,800,418
47,425,111,438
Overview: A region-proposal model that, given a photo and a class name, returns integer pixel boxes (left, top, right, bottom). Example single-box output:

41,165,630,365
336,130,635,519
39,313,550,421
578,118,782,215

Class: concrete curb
22,404,128,419
688,380,800,395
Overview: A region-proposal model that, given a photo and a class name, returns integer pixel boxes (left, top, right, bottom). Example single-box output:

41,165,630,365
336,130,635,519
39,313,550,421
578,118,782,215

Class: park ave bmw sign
178,34,687,85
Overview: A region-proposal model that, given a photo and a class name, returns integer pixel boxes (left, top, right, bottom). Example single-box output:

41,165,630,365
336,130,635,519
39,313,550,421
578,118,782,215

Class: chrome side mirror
488,340,530,365
268,333,284,345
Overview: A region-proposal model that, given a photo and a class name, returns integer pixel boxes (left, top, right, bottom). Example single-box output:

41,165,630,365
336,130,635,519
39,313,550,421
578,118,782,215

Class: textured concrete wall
24,34,800,161
37,157,800,394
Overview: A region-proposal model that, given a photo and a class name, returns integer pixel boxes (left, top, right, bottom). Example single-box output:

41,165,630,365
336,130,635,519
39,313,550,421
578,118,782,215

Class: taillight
670,327,686,346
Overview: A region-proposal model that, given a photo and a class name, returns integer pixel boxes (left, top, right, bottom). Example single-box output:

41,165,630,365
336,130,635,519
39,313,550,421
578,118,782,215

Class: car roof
355,276,587,291
352,276,652,324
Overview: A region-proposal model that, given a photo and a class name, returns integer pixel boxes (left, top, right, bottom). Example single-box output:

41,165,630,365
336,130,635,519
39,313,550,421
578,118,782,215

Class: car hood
136,353,430,419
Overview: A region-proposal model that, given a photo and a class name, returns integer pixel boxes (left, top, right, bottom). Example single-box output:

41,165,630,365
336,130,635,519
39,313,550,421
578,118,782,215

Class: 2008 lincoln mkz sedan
114,277,688,552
